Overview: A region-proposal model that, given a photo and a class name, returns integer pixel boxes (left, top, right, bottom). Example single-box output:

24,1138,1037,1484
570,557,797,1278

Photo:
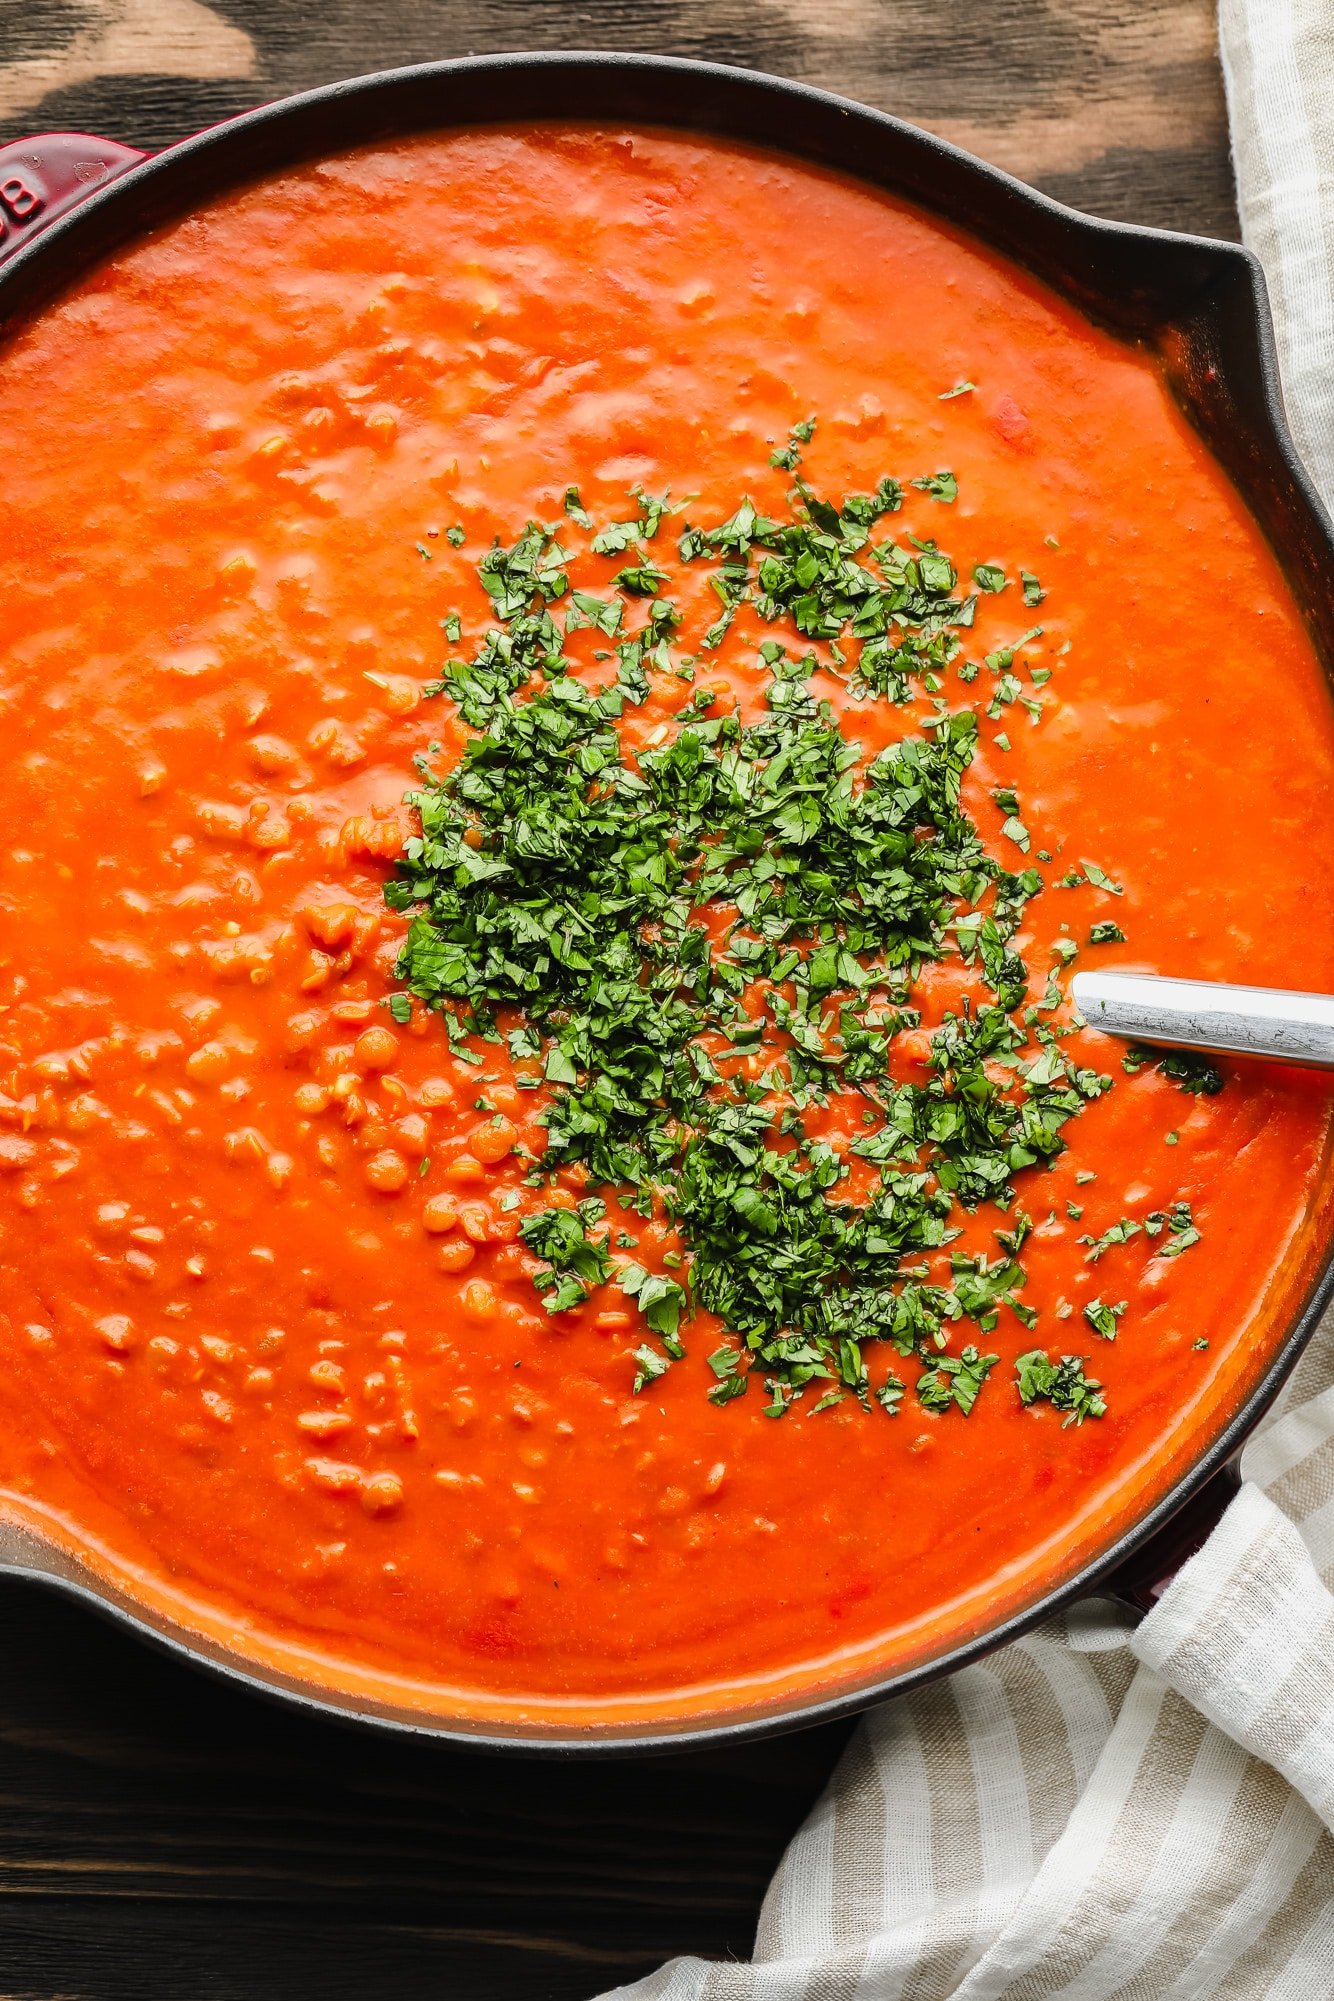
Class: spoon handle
1070,972,1334,1070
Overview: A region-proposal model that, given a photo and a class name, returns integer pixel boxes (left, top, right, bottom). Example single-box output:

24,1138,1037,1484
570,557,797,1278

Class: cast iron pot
0,53,1330,1753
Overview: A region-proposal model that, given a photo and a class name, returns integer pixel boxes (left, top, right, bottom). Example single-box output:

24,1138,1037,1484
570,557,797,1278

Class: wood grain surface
0,5,1236,1998
0,0,1239,235
0,1580,849,1998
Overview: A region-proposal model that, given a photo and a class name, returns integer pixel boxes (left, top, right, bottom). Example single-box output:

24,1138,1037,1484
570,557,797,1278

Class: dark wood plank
0,6,1236,1997
0,0,1237,237
0,1579,849,1997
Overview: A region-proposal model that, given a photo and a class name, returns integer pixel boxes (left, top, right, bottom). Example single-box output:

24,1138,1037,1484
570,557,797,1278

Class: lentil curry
0,127,1330,1724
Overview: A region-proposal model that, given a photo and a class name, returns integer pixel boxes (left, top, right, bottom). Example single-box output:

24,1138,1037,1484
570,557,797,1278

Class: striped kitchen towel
1220,0,1334,502
599,7,1334,1994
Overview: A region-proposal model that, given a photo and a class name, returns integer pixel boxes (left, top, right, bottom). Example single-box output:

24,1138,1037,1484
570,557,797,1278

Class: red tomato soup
0,126,1330,1724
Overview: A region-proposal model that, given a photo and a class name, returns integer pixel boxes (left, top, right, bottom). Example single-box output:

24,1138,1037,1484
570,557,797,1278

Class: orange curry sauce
0,127,1330,1724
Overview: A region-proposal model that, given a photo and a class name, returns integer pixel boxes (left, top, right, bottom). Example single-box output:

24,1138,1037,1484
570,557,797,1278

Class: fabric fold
1132,1483,1334,1832
1218,0,1334,507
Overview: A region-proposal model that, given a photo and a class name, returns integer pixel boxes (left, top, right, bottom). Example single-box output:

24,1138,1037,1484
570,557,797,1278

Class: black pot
0,53,1330,1753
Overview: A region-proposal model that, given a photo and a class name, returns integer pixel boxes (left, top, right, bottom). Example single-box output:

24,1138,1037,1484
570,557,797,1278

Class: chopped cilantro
912,470,958,503
632,1344,672,1392
1080,1218,1140,1263
611,562,670,596
1158,1050,1225,1096
876,1374,906,1416
618,1262,688,1350
770,417,817,470
1015,1350,1106,1425
1081,861,1124,896
1083,1298,1127,1341
563,485,592,528
518,1208,613,1314
385,436,1180,1421
591,520,643,556
1146,1200,1201,1256
916,1345,998,1415
1123,1045,1225,1098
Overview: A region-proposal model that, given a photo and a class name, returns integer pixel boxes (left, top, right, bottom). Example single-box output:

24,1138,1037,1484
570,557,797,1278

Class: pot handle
1101,1455,1242,1614
0,133,148,267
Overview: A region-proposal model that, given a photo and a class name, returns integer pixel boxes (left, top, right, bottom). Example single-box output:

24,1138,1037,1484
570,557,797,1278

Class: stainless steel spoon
1070,972,1334,1071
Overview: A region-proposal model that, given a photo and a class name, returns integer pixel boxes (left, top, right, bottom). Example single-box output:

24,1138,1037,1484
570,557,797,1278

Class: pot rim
1,48,1331,1753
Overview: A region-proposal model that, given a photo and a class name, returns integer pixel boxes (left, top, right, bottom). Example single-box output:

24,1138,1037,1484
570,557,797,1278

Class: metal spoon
1070,972,1334,1071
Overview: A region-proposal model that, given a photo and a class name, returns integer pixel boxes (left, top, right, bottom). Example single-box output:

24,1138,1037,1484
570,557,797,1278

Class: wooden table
0,5,1236,1996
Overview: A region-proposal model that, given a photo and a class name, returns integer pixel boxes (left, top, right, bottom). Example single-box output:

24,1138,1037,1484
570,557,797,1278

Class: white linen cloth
600,11,1334,1995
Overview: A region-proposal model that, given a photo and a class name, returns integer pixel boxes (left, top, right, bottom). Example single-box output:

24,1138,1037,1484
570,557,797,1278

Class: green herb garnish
1015,1350,1106,1425
385,442,1168,1420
